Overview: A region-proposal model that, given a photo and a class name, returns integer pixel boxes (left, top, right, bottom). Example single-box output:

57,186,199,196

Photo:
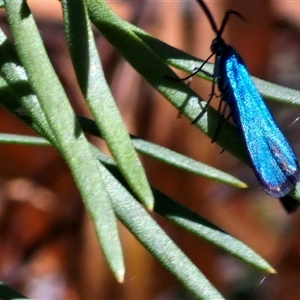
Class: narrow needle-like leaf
61,0,153,210
5,0,124,281
97,157,226,300
90,145,275,274
78,116,247,188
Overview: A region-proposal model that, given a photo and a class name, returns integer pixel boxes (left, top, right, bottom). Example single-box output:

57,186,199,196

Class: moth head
210,37,225,54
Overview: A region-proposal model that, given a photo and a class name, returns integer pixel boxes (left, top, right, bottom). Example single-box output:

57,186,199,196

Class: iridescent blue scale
218,47,300,199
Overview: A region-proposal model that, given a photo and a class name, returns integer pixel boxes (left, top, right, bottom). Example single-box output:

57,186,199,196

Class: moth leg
212,99,228,143
176,67,196,119
165,52,215,82
192,68,219,124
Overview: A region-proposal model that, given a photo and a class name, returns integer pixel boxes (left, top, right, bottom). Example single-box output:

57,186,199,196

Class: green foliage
0,281,28,300
2,0,299,298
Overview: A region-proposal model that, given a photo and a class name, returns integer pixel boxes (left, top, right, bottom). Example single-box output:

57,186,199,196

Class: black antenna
195,0,246,38
218,10,245,37
194,0,218,34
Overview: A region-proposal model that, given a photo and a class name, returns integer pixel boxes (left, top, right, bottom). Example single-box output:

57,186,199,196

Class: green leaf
5,0,124,281
77,116,246,188
95,152,226,300
0,133,50,145
0,29,56,142
0,281,28,300
90,145,275,274
0,123,246,190
126,27,300,107
61,0,153,210
0,128,274,295
153,189,275,273
3,129,267,275
85,0,246,160
131,137,247,188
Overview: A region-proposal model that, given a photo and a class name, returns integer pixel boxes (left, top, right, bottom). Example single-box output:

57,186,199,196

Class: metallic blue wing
218,46,300,198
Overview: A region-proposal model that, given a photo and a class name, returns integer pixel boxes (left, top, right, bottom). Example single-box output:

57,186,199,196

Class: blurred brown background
1,0,300,299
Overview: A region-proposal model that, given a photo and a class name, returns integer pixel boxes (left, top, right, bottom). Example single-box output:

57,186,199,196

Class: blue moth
191,0,300,212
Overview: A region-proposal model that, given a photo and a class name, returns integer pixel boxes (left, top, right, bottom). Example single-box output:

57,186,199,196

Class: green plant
1,0,300,299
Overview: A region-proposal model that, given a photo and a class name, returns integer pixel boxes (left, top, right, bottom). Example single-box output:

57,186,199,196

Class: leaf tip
138,192,154,211
145,198,154,211
238,182,248,189
115,268,125,283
